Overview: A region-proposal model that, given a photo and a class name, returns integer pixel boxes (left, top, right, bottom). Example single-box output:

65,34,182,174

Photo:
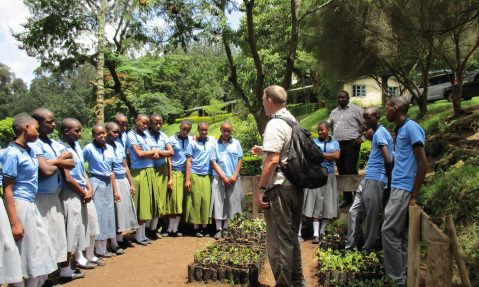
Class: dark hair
12,115,37,136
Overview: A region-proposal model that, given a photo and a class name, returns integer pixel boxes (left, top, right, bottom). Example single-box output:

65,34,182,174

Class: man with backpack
253,85,305,287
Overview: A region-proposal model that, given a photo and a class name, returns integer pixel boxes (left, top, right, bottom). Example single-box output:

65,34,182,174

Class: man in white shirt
253,85,304,287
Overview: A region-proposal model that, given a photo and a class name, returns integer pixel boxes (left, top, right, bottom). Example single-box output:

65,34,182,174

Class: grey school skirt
91,175,116,240
61,188,90,252
303,174,338,219
210,176,243,220
115,176,139,232
0,199,22,284
14,199,57,278
35,192,68,263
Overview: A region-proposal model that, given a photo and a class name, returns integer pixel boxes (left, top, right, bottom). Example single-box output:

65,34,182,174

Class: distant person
30,108,83,281
106,122,138,247
59,118,103,269
210,122,244,240
346,107,393,252
164,120,193,236
114,114,129,149
328,90,364,208
382,97,427,286
299,121,340,244
184,122,216,237
83,125,121,257
2,115,57,286
148,114,173,238
252,85,304,287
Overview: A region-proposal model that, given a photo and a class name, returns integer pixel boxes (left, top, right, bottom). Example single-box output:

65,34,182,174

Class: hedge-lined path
63,236,317,287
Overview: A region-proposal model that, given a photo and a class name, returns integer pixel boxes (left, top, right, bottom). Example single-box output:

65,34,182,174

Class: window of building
388,86,399,96
352,85,366,97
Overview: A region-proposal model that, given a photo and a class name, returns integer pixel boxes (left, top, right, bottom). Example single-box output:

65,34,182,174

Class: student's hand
251,145,263,156
221,176,232,186
58,152,73,160
114,192,121,202
84,189,93,203
185,179,192,192
11,223,24,241
256,190,270,209
152,151,160,160
409,197,417,206
229,175,238,184
130,184,136,195
167,179,173,191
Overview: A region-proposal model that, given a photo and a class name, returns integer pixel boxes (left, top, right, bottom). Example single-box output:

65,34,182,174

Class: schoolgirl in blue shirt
2,115,57,286
83,125,120,257
299,121,340,244
165,120,193,237
210,122,244,240
106,122,138,247
148,114,173,238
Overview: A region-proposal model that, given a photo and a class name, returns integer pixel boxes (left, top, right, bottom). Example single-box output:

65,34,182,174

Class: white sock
76,250,88,266
116,233,124,242
173,216,181,232
141,223,148,240
95,240,104,255
223,219,228,229
101,240,107,253
110,237,119,249
26,277,40,287
298,221,303,236
10,281,25,287
145,220,151,230
150,217,159,230
313,221,320,237
135,225,144,241
320,219,329,235
215,219,223,231
167,217,174,232
85,236,96,261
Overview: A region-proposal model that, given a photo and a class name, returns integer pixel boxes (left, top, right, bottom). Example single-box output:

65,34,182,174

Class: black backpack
273,115,329,189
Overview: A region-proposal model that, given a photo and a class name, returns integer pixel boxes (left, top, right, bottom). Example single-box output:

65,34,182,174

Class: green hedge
175,113,232,124
240,155,262,176
0,117,14,147
358,140,372,170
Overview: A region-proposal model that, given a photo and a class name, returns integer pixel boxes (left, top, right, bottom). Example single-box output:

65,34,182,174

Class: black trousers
336,140,361,203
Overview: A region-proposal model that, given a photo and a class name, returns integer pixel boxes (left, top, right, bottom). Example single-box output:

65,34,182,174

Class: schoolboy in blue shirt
346,106,393,251
185,122,216,237
148,114,173,238
381,97,427,286
83,125,120,258
2,115,57,286
210,122,244,240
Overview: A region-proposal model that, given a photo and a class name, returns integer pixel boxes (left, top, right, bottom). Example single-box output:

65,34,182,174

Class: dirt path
64,237,318,287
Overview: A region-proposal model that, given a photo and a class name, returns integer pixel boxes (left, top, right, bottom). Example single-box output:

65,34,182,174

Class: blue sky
0,1,242,85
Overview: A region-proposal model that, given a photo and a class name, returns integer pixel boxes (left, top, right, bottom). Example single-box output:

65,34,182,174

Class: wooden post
426,241,452,287
408,206,422,287
446,215,472,287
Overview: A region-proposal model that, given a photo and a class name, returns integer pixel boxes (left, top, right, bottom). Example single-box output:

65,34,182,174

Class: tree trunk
94,0,107,124
417,72,428,119
105,61,138,119
452,73,464,117
282,0,300,91
380,74,389,107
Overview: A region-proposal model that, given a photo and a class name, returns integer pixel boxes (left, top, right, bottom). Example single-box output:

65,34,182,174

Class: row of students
0,111,246,286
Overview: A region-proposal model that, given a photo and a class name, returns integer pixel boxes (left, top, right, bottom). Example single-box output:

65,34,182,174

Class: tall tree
0,63,28,118
95,0,108,123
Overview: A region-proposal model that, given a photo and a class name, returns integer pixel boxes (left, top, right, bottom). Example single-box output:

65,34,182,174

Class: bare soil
63,236,318,287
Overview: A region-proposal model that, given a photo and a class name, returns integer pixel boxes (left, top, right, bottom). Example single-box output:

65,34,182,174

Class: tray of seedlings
223,213,266,245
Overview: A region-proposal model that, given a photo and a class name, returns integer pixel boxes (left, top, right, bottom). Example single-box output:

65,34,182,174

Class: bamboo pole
446,215,471,287
408,206,422,287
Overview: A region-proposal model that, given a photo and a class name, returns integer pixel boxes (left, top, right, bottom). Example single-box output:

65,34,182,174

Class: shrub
231,115,261,154
241,155,262,176
0,117,14,147
358,140,372,170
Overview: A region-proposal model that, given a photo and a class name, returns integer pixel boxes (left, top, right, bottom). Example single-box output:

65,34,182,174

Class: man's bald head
13,115,37,136
114,114,127,122
364,106,380,118
105,122,119,132
60,118,81,132
388,97,409,114
31,108,53,123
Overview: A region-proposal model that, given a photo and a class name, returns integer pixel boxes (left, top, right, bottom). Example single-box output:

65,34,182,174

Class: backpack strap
272,115,298,127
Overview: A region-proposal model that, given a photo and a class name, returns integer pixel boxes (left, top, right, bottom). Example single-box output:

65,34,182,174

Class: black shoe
201,229,210,237
195,230,203,238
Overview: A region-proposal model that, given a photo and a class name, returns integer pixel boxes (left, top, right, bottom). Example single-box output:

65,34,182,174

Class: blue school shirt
313,138,340,174
60,141,87,188
126,130,154,170
365,125,394,184
0,149,6,187
211,137,243,177
391,119,425,192
149,130,169,167
185,136,216,175
83,142,115,177
29,138,68,194
111,138,126,178
1,142,39,202
169,133,193,172
120,132,127,149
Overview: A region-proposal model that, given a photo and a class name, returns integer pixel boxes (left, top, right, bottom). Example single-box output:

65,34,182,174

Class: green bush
0,117,14,147
240,155,262,176
420,157,479,226
175,113,232,124
231,114,261,154
457,223,479,286
358,140,372,170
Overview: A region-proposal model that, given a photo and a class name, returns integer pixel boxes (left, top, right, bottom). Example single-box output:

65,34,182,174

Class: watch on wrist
257,185,267,190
